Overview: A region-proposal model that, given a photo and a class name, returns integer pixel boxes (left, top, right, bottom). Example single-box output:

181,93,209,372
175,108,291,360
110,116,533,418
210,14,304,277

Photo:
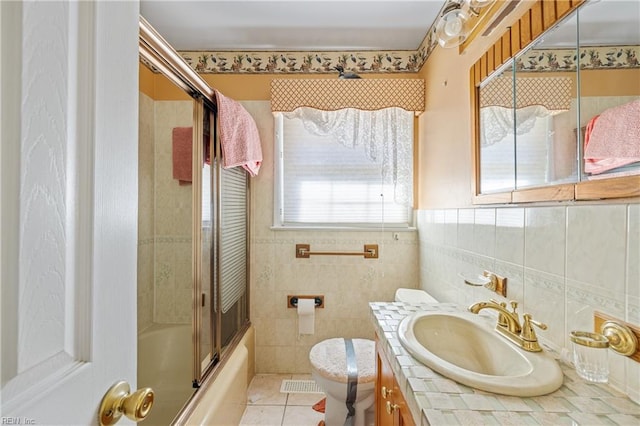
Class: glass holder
570,330,609,383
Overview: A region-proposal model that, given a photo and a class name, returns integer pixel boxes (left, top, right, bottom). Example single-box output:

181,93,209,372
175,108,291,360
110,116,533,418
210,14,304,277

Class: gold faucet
469,300,547,352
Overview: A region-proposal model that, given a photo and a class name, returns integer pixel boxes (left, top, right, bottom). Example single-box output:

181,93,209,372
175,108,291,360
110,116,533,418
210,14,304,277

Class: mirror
576,0,640,182
473,0,640,202
513,11,578,190
478,65,515,193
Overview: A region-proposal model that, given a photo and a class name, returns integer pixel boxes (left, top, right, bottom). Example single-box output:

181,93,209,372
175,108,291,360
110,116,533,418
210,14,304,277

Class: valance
480,76,572,111
270,79,425,114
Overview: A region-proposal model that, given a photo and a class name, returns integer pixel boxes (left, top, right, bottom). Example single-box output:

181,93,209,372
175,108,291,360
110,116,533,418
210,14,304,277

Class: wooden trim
530,2,544,40
511,184,575,203
575,175,640,200
542,0,557,30
556,0,572,19
511,20,522,57
487,46,495,75
493,40,502,69
459,0,508,53
472,192,512,205
470,65,481,198
502,31,512,62
480,54,488,81
520,10,532,47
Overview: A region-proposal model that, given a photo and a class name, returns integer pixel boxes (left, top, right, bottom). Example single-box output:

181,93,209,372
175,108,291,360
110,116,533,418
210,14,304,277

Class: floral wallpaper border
178,27,441,75
178,43,638,76
516,45,639,72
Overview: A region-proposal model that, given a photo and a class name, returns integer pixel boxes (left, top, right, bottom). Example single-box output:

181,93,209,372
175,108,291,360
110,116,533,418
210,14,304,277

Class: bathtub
138,323,194,426
177,325,255,426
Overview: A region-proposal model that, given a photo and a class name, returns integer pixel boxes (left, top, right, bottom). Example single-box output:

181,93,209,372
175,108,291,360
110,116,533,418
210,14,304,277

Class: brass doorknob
99,381,154,425
386,401,399,415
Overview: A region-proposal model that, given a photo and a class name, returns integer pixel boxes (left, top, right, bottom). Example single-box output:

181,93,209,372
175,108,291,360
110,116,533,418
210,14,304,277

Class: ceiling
140,0,639,54
139,0,447,51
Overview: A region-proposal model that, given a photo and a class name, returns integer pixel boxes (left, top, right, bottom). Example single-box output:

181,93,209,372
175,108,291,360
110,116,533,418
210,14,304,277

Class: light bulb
444,17,463,37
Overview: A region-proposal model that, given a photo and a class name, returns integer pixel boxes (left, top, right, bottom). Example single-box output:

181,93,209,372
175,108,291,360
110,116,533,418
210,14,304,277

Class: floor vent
280,379,323,394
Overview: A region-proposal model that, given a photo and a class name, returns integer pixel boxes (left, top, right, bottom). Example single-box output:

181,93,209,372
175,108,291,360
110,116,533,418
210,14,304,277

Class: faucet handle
508,300,521,323
521,314,547,341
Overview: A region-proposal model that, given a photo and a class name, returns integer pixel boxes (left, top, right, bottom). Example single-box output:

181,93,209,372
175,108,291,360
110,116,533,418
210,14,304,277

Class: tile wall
416,204,640,403
245,101,419,374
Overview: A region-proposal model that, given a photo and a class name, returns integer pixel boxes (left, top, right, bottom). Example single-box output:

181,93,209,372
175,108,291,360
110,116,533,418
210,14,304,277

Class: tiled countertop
370,301,640,426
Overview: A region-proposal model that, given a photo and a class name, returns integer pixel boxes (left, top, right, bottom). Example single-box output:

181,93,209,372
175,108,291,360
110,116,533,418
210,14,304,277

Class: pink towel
584,100,640,174
172,127,192,184
215,91,262,176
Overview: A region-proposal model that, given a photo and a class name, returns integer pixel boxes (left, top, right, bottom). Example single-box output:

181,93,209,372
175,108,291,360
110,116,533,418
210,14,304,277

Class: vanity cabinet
375,339,415,426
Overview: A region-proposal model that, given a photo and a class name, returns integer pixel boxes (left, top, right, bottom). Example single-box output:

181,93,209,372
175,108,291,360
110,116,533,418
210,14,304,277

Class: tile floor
239,374,326,426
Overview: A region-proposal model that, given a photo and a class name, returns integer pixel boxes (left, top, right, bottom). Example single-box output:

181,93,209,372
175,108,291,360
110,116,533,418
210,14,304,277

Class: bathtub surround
179,326,256,425
416,204,640,403
138,324,193,425
138,94,194,332
245,100,420,374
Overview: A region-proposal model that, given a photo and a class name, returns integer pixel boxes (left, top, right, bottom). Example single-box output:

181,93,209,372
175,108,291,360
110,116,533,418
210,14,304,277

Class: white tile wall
417,204,640,403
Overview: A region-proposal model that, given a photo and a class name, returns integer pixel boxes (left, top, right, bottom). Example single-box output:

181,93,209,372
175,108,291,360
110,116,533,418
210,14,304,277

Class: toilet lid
309,338,375,384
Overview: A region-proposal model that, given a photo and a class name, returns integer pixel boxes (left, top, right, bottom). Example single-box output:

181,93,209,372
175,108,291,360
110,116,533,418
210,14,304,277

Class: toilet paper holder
288,295,324,309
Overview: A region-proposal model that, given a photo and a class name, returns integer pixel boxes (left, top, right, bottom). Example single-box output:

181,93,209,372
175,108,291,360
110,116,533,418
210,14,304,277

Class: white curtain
284,107,413,205
480,105,558,147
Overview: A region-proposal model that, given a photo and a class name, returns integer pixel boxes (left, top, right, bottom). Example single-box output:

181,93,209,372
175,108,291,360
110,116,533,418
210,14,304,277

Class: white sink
397,310,563,397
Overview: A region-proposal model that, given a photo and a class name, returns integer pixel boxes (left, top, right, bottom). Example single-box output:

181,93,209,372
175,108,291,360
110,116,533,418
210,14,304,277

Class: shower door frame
138,15,251,420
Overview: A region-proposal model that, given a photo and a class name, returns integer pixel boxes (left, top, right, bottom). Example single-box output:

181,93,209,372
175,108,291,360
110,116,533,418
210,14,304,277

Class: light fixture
435,0,494,48
469,0,494,13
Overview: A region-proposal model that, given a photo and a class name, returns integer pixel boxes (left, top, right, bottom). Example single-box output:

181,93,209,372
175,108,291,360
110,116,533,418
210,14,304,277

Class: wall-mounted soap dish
459,270,507,297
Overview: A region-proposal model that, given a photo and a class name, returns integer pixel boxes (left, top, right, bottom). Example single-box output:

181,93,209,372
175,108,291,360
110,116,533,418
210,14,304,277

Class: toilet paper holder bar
288,295,324,309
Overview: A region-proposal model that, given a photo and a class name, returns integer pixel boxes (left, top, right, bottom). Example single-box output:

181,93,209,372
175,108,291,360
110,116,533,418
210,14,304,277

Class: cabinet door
397,395,415,426
376,347,396,426
376,342,416,426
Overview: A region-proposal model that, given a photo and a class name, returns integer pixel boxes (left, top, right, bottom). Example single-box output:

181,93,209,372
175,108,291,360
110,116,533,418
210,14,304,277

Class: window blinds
279,110,413,226
219,166,247,313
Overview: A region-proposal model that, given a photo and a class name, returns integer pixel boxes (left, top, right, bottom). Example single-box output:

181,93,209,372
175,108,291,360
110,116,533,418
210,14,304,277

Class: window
274,107,414,228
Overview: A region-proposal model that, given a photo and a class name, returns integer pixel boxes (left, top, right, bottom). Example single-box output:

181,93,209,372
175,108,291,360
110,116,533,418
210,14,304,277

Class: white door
1,1,141,424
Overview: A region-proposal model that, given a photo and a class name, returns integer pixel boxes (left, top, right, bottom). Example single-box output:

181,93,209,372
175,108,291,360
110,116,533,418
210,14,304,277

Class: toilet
309,338,375,426
394,288,438,304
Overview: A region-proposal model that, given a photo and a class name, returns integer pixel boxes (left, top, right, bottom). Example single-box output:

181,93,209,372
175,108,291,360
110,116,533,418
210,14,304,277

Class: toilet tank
394,288,438,304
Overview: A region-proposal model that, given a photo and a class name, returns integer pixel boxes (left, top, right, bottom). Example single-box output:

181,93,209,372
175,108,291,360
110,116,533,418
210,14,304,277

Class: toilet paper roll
297,298,315,335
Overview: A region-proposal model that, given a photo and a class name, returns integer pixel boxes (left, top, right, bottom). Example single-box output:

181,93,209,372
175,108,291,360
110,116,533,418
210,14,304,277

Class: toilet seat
309,338,375,384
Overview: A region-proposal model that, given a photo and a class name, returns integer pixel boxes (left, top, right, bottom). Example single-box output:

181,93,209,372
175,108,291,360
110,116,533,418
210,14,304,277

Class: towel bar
295,244,378,259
